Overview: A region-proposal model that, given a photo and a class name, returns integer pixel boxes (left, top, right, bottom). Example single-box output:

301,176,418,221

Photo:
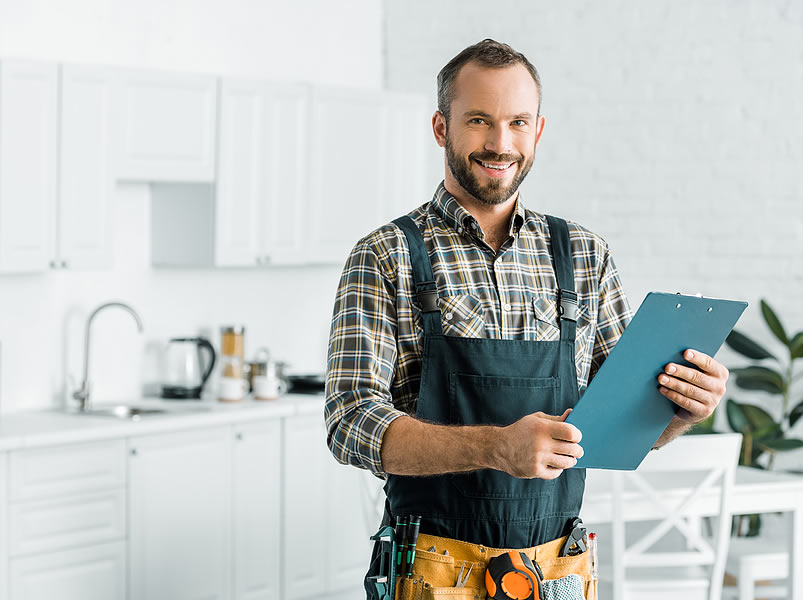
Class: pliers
455,560,473,587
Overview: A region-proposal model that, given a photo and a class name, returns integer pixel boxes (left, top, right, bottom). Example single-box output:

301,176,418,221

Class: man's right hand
497,410,584,480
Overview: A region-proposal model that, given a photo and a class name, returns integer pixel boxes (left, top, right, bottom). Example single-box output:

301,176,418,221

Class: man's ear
432,111,447,148
535,114,545,146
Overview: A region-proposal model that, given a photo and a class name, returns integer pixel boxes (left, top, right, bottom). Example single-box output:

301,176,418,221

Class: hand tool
405,515,422,578
559,517,587,557
455,560,473,588
368,524,396,600
485,551,543,600
589,532,598,581
395,516,409,574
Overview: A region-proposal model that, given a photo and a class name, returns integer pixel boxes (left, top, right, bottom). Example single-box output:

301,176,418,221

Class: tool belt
390,531,597,600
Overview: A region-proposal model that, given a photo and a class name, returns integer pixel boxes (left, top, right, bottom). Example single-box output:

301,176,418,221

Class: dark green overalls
384,213,585,549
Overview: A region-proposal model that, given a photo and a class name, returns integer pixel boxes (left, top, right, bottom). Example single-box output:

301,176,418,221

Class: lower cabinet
128,427,232,600
283,414,375,599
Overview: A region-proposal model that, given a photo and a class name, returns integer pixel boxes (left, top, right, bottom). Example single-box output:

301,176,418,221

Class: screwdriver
395,516,409,575
405,515,421,578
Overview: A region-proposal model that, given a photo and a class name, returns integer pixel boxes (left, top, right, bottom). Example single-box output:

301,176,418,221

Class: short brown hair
437,39,542,121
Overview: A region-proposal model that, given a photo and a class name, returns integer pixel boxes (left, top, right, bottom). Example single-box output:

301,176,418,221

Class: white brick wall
384,0,803,466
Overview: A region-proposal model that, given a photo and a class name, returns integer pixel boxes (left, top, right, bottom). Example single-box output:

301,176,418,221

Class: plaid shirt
325,182,632,477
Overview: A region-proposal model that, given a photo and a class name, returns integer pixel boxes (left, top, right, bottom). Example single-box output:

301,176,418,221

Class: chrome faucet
73,301,144,411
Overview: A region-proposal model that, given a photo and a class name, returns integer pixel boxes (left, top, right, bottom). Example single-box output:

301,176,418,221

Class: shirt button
457,226,464,235
503,303,512,312
445,312,454,321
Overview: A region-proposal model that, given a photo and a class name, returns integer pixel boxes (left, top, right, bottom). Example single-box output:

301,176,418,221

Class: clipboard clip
558,290,578,322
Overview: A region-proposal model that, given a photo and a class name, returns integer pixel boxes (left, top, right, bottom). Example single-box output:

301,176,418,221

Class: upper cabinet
0,59,58,273
58,64,115,269
113,69,217,182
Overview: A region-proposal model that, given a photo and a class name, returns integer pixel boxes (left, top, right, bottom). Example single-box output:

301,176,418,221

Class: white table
581,466,803,599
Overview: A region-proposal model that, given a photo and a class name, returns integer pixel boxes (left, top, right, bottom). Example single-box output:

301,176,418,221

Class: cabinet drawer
10,540,126,600
9,488,126,556
9,439,126,501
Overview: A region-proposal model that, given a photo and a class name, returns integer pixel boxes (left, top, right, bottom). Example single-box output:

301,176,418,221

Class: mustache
469,151,522,163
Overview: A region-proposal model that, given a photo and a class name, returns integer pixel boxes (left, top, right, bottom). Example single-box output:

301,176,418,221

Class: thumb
541,409,572,422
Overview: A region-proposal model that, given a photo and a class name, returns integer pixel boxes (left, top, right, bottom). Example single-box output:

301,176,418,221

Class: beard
445,130,535,206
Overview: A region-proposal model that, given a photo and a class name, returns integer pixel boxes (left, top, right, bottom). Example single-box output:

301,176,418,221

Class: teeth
479,161,512,170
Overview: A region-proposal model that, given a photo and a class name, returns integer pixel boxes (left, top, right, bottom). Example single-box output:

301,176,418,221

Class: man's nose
483,125,513,156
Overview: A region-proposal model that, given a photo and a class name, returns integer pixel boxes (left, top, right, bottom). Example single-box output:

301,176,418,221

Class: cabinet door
282,414,329,599
129,428,231,600
307,87,388,264
324,461,378,594
232,420,281,600
114,68,217,182
9,541,126,600
383,93,433,222
0,59,58,273
58,64,115,269
260,83,308,265
215,78,263,266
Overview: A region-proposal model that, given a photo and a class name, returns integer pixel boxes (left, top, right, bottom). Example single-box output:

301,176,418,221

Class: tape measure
485,551,544,600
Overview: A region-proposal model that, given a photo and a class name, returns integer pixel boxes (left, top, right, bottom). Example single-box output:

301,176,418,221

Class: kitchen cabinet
5,440,127,600
57,64,116,269
151,79,308,267
113,68,217,182
282,413,372,599
232,420,282,600
129,427,231,600
0,59,58,273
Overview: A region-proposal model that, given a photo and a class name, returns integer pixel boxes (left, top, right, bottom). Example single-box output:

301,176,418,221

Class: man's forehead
451,62,540,114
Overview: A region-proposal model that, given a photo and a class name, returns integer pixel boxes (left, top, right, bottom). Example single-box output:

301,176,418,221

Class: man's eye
469,118,486,125
512,120,527,127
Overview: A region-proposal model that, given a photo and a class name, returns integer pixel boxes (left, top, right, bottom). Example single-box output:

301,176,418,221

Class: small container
220,326,245,358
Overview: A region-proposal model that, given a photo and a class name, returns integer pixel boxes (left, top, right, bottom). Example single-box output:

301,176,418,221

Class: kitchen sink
71,403,212,420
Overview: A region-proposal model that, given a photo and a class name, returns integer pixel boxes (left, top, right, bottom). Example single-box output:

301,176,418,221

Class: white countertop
0,393,325,451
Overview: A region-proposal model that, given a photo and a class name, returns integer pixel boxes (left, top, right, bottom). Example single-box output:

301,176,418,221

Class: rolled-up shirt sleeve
325,238,407,477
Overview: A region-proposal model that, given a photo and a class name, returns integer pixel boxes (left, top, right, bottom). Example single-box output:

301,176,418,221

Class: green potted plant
722,299,803,535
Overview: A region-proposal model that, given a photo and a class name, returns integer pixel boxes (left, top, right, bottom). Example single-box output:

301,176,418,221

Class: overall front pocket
448,373,560,499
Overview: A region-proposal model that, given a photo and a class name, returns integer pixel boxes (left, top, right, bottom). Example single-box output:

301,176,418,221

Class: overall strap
393,216,443,335
545,215,577,343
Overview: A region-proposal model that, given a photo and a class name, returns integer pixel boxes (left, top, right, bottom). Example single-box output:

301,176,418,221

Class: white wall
0,0,382,413
384,1,803,467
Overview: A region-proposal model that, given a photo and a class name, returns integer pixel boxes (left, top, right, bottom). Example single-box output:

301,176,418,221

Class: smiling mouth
475,159,514,170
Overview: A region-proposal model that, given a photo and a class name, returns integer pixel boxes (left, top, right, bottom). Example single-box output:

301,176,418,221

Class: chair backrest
610,433,742,600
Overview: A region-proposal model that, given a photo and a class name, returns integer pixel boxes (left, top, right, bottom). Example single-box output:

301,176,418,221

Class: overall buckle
557,290,578,322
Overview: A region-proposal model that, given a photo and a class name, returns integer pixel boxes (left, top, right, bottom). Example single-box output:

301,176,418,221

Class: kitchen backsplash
0,183,343,413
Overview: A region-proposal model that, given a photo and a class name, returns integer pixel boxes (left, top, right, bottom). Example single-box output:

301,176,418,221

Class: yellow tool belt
395,532,597,600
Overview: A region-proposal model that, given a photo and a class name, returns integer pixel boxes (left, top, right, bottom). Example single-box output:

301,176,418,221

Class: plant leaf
758,438,803,452
731,366,785,394
726,399,750,433
725,330,776,361
761,299,789,346
739,403,777,430
790,400,803,428
791,332,803,359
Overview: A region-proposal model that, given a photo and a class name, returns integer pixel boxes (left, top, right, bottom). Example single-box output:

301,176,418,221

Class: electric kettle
162,337,216,399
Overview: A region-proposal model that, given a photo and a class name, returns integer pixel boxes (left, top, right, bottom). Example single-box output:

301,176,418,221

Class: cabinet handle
235,432,244,441
255,256,262,265
263,255,271,264
49,260,58,269
130,448,138,456
61,260,68,268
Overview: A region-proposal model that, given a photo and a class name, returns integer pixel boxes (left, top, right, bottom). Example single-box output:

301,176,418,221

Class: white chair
722,533,789,600
606,433,742,600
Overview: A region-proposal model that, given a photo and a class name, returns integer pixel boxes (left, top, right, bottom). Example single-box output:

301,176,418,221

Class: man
325,39,728,597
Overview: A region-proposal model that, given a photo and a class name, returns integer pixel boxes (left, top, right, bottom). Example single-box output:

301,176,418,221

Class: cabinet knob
49,260,58,269
235,432,244,441
130,448,138,456
61,260,68,268
263,255,271,264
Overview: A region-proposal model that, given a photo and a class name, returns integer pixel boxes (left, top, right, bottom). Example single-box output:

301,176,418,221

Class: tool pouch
365,525,397,600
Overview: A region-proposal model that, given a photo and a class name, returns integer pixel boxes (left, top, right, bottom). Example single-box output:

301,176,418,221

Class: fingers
657,350,729,423
682,349,729,378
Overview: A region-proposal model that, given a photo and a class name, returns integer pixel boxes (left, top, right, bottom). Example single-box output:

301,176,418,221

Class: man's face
440,63,542,206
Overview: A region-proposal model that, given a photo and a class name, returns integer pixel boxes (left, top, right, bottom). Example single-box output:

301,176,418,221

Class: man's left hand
657,349,729,424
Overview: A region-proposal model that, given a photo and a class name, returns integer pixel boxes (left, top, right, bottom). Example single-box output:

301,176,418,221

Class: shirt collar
430,181,527,238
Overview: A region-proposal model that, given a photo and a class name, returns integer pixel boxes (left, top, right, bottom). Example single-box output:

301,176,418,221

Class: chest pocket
532,296,595,360
439,294,486,338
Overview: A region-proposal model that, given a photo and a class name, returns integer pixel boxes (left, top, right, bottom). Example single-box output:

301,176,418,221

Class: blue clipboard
566,292,747,470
